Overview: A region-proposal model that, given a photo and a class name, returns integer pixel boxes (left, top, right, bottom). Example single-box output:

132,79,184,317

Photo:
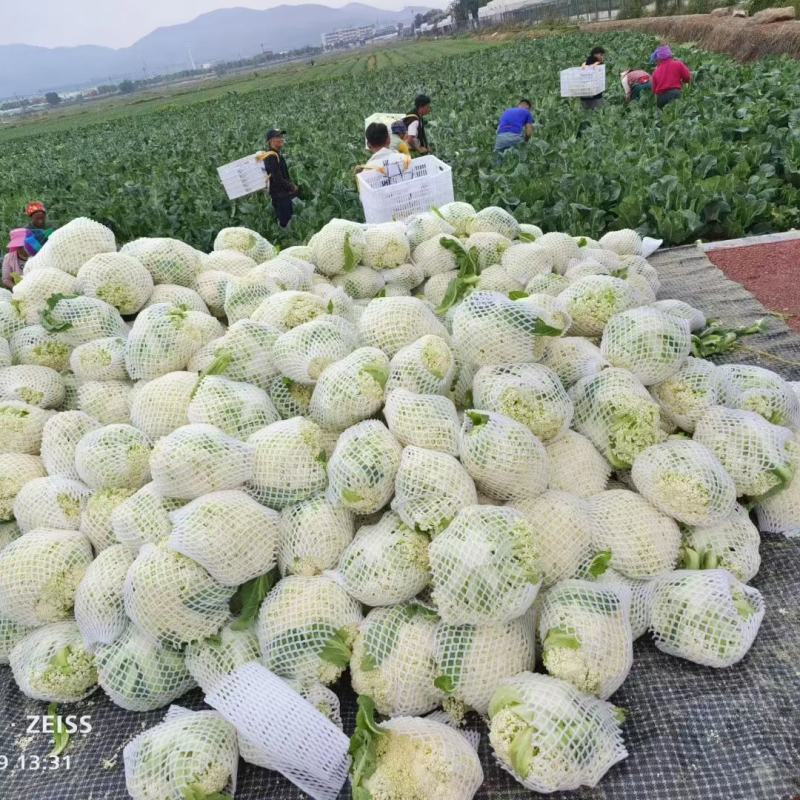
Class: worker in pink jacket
651,45,691,109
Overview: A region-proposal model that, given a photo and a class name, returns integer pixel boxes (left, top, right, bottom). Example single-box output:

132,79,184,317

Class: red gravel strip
706,240,800,332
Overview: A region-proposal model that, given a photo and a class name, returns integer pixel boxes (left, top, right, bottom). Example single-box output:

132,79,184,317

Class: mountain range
0,3,431,99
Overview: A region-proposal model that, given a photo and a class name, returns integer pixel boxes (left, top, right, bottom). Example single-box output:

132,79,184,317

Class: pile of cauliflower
0,206,791,800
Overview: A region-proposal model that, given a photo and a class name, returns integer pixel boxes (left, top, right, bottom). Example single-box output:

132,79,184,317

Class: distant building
321,24,377,50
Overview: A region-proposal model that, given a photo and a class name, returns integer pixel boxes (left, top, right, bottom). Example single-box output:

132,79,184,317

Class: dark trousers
657,89,682,108
272,196,294,228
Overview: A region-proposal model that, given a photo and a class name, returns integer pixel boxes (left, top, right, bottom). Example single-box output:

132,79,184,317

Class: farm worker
580,47,606,111
2,202,53,288
25,201,48,231
257,128,300,229
494,98,534,154
651,45,691,109
649,42,669,66
390,120,411,155
403,94,432,155
621,69,652,103
360,123,411,184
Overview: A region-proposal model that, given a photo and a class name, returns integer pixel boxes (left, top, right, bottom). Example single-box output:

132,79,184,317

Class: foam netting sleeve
40,295,128,347
383,389,460,455
0,336,11,368
0,364,65,409
540,336,609,389
716,362,800,429
224,274,278,325
183,622,261,695
649,355,723,433
144,284,210,313
385,334,456,397
0,528,93,626
0,400,54,454
75,252,154,315
337,510,430,606
356,296,450,358
76,379,133,426
459,409,549,501
120,237,202,287
755,433,800,536
390,446,478,536
250,290,329,331
129,371,196,440
308,346,389,430
630,439,737,526
433,615,536,717
9,620,98,703
590,567,654,640
544,429,611,497
278,495,355,577
10,267,77,324
693,405,795,498
8,326,72,372
472,363,573,444
500,242,555,284
648,569,765,668
257,573,362,687
0,453,45,521
488,671,627,793
168,489,279,586
558,274,638,337
69,335,128,382
110,481,184,550
246,417,328,510
326,420,402,515
123,543,235,649
79,487,135,552
123,706,238,800
350,603,442,717
74,423,152,491
429,504,541,625
28,217,116,276
214,226,274,262
271,317,359,384
74,543,136,648
0,616,32,665
207,661,350,800
538,579,634,700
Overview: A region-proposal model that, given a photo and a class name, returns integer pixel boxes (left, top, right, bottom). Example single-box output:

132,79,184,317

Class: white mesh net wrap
540,336,609,389
75,252,154,314
69,335,127,382
406,212,455,250
74,423,152,490
693,405,795,498
386,335,456,397
332,266,386,300
9,620,98,703
187,375,280,441
590,568,653,640
144,284,210,313
207,661,350,800
0,617,32,666
195,270,233,317
123,542,234,648
150,423,253,500
650,298,706,332
631,439,736,526
391,446,477,535
558,275,638,337
412,235,461,278
77,379,132,425
247,417,328,510
538,579,633,699
257,574,362,686
649,569,765,667
123,707,238,800
39,295,128,346
9,325,72,371
459,410,549,501
755,431,800,536
95,625,196,711
474,265,523,294
488,672,627,793
717,363,800,429
589,489,681,579
120,237,202,287
384,389,460,455
421,270,457,308
251,290,329,331
223,275,276,325
0,400,54,454
571,368,667,469
473,363,573,443
429,505,541,625
600,307,691,385
0,337,10,368
129,371,196,440
326,420,402,514
649,356,722,433
357,297,449,358
433,616,535,717
111,482,183,550
272,317,359,384
0,364,65,408
205,248,258,277
0,453,45,521
80,487,135,551
684,503,761,582
74,543,136,647
214,226,274,262
309,218,366,277
545,430,610,497
338,511,430,606
11,267,77,324
309,347,389,430
278,495,355,577
0,528,93,625
350,603,441,717
513,490,596,587
30,217,116,275
169,489,279,586
184,623,260,695
501,243,554,285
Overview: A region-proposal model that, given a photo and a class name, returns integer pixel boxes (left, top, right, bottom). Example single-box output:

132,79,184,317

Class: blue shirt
497,107,534,135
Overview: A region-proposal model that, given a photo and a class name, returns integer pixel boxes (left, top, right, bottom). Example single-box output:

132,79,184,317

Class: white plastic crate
560,65,606,98
357,155,454,224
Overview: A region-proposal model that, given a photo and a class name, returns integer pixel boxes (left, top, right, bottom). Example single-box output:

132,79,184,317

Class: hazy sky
0,0,426,49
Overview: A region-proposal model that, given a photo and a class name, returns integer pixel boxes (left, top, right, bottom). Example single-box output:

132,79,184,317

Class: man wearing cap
257,129,299,229
361,123,411,184
403,95,432,155
2,202,53,288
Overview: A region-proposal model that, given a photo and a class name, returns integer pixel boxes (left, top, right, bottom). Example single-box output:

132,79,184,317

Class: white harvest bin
560,65,606,98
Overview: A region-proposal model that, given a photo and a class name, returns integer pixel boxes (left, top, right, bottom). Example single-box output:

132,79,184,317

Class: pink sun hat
7,228,27,251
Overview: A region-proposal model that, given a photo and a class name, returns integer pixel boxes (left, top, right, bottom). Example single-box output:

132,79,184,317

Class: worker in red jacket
651,45,691,109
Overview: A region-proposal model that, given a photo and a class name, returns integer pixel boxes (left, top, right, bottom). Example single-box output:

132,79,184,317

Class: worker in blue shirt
494,99,534,154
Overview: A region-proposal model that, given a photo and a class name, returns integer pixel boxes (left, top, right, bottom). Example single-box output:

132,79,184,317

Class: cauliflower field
0,205,795,800
2,31,800,251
